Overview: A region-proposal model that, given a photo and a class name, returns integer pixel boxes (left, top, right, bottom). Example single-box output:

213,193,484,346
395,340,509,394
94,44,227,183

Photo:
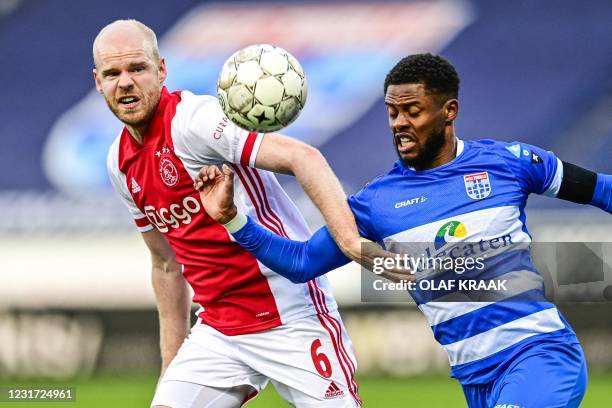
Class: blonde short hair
93,19,160,68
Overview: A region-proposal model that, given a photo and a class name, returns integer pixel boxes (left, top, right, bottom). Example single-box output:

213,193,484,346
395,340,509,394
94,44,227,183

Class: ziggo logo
143,196,201,232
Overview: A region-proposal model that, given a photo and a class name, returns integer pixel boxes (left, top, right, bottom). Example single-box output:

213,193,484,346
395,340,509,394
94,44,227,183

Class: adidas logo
324,381,344,399
131,177,141,194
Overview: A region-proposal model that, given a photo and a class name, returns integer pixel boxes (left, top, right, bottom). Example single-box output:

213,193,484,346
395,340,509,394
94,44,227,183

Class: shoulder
106,131,123,175
172,91,231,143
465,138,561,194
105,131,132,196
467,138,516,154
466,138,535,168
178,90,218,105
467,138,543,158
350,162,402,202
175,91,222,121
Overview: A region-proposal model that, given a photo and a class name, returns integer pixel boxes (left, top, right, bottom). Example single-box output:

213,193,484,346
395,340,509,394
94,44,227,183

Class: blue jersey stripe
432,292,554,345
450,328,577,385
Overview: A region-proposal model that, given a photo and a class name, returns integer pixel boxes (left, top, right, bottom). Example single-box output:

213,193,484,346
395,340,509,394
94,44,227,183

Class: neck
126,123,148,145
427,132,457,169
411,129,458,171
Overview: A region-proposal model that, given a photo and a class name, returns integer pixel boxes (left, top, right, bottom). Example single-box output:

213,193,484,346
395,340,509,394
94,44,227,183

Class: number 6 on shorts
310,339,333,378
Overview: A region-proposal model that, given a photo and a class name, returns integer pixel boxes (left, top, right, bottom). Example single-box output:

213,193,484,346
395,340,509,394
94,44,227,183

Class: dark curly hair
384,53,459,102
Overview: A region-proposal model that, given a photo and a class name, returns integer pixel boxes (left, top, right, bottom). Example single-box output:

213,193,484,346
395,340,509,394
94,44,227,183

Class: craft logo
394,195,428,209
434,220,467,250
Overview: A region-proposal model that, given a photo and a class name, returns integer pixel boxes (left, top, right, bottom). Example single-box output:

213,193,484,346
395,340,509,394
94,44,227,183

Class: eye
132,66,144,73
408,108,421,118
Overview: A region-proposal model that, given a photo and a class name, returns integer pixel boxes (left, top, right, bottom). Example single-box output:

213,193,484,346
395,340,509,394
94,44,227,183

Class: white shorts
151,311,360,408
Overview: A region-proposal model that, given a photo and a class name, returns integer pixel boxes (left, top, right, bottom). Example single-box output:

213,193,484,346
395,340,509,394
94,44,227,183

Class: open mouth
395,133,417,153
117,96,141,108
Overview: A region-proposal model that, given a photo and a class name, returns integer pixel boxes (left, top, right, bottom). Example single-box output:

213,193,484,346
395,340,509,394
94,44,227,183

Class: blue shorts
462,341,587,408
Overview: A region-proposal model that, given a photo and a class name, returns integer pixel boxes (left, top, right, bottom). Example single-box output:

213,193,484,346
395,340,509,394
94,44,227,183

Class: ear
158,58,167,84
93,68,103,94
444,99,459,122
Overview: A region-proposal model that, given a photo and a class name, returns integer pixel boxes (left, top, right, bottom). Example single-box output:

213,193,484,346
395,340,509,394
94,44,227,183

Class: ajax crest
464,172,491,200
159,157,180,188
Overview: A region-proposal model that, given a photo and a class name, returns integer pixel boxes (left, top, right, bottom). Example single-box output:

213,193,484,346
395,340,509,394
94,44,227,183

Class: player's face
385,83,449,169
93,35,166,134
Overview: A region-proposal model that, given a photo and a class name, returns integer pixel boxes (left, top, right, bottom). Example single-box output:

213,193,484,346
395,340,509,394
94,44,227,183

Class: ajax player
95,20,363,407
198,54,611,407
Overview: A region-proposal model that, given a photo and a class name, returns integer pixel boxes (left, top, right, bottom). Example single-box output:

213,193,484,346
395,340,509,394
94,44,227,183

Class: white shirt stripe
443,307,565,366
544,157,564,197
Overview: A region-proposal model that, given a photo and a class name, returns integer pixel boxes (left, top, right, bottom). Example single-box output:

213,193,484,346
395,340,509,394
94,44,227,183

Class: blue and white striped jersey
348,138,578,384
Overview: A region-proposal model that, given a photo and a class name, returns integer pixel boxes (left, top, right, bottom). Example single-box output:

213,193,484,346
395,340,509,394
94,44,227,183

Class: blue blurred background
2,0,611,198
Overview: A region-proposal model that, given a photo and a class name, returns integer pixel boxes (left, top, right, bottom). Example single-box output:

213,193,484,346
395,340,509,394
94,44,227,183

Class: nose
117,71,135,90
392,112,411,131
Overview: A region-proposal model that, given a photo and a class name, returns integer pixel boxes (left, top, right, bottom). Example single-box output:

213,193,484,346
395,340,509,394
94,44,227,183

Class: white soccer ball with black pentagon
217,44,307,132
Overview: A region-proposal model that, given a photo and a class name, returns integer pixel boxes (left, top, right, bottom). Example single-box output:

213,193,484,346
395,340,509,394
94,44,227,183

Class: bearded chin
399,125,446,170
107,93,159,129
117,109,150,128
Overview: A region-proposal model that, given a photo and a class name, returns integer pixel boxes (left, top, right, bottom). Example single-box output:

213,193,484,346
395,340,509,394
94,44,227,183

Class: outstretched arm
252,133,364,262
196,164,413,282
195,163,348,282
226,213,350,283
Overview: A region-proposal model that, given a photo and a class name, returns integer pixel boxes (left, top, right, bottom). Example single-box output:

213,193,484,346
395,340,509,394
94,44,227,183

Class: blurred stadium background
1,0,611,406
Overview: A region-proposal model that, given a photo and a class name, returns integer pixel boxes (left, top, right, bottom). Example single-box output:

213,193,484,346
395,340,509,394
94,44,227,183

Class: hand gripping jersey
107,88,337,335
349,139,579,384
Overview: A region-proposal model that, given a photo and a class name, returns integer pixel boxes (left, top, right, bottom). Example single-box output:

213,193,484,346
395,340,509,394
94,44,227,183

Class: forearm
152,260,191,373
291,147,361,261
591,173,611,213
556,161,611,214
225,214,350,283
253,134,362,260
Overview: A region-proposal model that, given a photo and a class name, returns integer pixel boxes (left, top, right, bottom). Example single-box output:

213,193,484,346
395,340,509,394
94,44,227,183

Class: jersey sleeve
495,141,563,196
106,138,153,233
172,91,264,167
229,215,350,283
347,183,381,242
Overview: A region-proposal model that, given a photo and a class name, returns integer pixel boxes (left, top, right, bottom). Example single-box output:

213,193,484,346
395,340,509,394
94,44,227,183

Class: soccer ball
217,44,307,132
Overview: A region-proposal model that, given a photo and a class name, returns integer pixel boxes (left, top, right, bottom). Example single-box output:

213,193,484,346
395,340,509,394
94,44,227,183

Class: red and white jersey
107,88,338,335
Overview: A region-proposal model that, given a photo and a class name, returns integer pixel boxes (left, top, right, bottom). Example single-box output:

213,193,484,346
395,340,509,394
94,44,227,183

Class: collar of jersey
399,138,466,175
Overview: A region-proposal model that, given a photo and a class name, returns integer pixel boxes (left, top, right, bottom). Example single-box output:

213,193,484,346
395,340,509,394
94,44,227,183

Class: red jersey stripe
242,167,286,236
230,164,283,236
134,217,151,228
250,168,290,238
240,132,258,166
308,282,361,404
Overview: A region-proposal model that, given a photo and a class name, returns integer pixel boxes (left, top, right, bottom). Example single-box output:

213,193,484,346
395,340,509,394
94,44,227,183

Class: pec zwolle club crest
159,157,179,187
464,172,491,200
